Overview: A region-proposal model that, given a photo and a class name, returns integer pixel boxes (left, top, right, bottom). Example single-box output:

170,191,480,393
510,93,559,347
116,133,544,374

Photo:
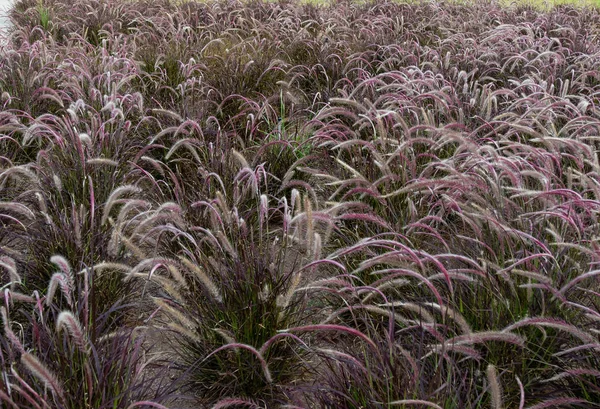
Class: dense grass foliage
2,0,600,407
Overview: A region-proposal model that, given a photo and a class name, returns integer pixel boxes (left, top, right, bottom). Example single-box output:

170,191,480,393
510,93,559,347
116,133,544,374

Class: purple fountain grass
486,364,503,409
55,311,89,353
20,353,66,403
2,0,600,406
204,342,273,383
126,402,171,409
527,397,596,409
210,399,264,409
388,401,443,409
503,316,596,344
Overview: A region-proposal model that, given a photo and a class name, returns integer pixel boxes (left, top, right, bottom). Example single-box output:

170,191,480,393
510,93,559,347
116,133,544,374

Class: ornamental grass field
1,0,600,408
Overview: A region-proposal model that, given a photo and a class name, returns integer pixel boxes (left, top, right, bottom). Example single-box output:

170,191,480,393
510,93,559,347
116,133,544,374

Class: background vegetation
1,0,600,408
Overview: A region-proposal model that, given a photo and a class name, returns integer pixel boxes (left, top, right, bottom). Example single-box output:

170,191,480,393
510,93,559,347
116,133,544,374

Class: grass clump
0,256,164,408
